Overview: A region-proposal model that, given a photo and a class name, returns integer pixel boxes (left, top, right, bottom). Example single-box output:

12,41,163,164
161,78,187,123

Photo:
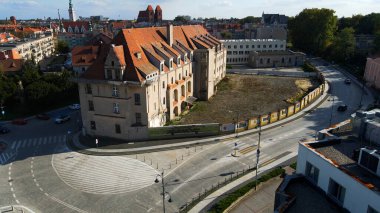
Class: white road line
48,195,88,213
15,199,19,204
33,138,38,146
15,140,22,149
10,187,13,192
12,194,16,198
39,188,43,191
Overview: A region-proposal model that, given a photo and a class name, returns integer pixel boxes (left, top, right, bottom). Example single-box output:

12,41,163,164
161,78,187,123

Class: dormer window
190,53,193,61
184,54,188,63
169,59,173,69
135,52,141,59
177,57,180,65
160,62,164,72
111,61,115,66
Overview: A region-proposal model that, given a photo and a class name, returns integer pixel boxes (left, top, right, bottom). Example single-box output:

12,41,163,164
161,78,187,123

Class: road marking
10,187,13,192
49,195,88,213
39,188,43,192
12,193,16,198
260,158,276,167
239,145,257,155
9,182,12,186
15,199,19,204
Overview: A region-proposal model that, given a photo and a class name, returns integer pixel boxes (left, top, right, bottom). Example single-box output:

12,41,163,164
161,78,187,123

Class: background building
137,5,162,24
249,50,305,68
222,39,286,64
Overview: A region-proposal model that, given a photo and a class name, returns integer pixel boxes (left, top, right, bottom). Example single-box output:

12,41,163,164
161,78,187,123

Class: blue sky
0,0,379,20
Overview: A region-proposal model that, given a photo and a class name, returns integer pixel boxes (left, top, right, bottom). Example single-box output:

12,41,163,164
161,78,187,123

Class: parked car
344,78,351,84
337,104,348,112
0,126,10,134
68,104,80,110
36,113,50,120
12,118,27,125
55,114,71,124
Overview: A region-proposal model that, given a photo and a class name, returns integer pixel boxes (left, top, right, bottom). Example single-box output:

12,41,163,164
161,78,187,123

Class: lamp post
235,113,240,138
359,79,365,108
155,171,172,213
255,125,262,190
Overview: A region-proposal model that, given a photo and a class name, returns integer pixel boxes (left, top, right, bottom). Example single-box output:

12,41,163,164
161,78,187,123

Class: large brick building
137,5,162,24
75,25,226,140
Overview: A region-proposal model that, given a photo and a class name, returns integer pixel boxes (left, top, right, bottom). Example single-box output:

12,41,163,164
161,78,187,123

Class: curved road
0,59,374,213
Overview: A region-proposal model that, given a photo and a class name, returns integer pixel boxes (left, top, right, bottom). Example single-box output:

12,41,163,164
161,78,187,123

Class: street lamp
359,79,365,108
155,171,172,213
255,125,262,191
328,96,335,127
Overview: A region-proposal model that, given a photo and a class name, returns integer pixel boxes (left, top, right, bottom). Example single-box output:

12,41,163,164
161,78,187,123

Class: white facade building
296,139,380,213
221,39,286,64
0,32,55,63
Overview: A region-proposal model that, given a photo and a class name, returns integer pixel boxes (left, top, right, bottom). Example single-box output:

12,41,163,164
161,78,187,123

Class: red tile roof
0,59,23,73
72,46,99,66
82,25,219,83
0,33,17,43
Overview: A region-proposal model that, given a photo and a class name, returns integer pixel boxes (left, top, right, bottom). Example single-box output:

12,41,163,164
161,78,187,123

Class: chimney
167,24,173,47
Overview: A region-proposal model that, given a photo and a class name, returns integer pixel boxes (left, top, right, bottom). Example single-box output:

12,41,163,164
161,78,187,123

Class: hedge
208,167,285,213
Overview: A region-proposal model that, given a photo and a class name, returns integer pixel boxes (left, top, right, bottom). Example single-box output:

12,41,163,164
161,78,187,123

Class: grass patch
207,167,285,213
290,162,297,170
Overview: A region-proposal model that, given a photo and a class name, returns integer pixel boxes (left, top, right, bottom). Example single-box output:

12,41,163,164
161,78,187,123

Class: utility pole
329,96,335,127
235,113,239,138
255,125,262,190
155,171,171,213
359,80,365,108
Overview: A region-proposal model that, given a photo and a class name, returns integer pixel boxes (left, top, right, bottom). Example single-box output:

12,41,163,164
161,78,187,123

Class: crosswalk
0,135,66,165
10,135,66,150
223,140,259,156
0,150,16,165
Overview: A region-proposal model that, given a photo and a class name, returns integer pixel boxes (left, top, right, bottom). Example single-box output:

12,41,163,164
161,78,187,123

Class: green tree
0,75,17,104
373,31,380,54
22,61,41,87
240,16,260,24
56,40,70,54
289,8,337,54
173,16,188,23
330,27,356,62
220,31,232,39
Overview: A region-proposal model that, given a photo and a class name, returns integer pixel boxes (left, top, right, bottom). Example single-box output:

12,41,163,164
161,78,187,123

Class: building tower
10,16,16,25
154,5,162,24
147,5,154,23
68,0,77,22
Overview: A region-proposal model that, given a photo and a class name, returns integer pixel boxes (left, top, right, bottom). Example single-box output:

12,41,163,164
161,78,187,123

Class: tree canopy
330,27,356,62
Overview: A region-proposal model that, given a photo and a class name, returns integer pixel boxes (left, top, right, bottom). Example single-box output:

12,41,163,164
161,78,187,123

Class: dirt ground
175,74,320,125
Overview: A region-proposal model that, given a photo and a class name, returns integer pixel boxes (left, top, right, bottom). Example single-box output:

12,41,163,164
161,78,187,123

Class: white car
68,104,80,110
55,115,71,124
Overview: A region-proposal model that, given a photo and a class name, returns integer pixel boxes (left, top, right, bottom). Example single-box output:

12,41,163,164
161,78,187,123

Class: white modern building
221,39,286,64
0,32,55,63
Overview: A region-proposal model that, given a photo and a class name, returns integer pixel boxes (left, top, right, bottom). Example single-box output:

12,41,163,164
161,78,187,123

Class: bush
290,162,297,170
208,167,285,213
226,64,232,69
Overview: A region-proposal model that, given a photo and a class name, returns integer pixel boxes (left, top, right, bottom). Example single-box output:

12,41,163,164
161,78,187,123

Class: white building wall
297,144,380,213
221,39,286,64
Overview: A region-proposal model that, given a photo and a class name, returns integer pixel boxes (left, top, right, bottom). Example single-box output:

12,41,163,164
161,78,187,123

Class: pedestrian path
52,149,159,195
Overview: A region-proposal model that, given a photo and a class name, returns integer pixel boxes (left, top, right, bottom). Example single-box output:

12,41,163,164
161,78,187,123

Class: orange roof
82,25,218,83
72,46,99,66
0,59,23,73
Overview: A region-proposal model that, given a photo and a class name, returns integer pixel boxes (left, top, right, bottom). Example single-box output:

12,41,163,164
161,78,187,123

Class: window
177,57,180,65
246,45,249,48
185,70,188,76
112,85,119,97
269,45,272,48
107,69,112,79
263,45,267,48
257,45,261,48
260,58,263,64
115,70,120,80
251,45,255,48
282,58,285,63
240,45,243,48
111,61,114,66
368,206,380,213
234,45,237,49
227,51,232,54
90,121,96,130
275,44,278,48
134,94,141,105
86,84,92,94
170,60,173,69
113,103,120,114
267,58,270,64
88,100,94,111
328,179,346,204
163,97,166,105
162,81,166,89
115,124,121,134
190,53,193,61
305,162,319,184
360,151,379,173
171,77,174,84
135,113,142,124
179,74,181,80
289,58,292,63
160,63,164,72
227,45,231,49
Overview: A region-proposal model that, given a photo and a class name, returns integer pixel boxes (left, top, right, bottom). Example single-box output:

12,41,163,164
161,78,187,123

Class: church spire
68,0,77,22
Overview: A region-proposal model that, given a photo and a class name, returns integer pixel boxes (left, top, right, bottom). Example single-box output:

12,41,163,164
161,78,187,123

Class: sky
0,0,379,20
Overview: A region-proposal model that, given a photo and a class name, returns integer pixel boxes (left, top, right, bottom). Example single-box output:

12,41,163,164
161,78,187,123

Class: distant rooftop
220,39,285,42
304,138,380,192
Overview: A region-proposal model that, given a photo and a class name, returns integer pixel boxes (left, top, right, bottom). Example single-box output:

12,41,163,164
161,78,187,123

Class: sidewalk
69,82,329,155
188,152,297,213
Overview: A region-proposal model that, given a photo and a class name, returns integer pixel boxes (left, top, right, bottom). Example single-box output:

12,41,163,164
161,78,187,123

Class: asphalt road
0,59,374,213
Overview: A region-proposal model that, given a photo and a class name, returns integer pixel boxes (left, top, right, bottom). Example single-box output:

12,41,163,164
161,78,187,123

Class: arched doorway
173,106,179,116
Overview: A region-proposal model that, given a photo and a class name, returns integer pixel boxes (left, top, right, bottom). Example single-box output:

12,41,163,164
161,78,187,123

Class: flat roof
283,176,343,213
305,138,380,192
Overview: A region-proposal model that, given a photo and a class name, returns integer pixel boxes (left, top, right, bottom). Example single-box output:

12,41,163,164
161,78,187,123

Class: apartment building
221,39,286,64
76,25,226,140
364,57,380,90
